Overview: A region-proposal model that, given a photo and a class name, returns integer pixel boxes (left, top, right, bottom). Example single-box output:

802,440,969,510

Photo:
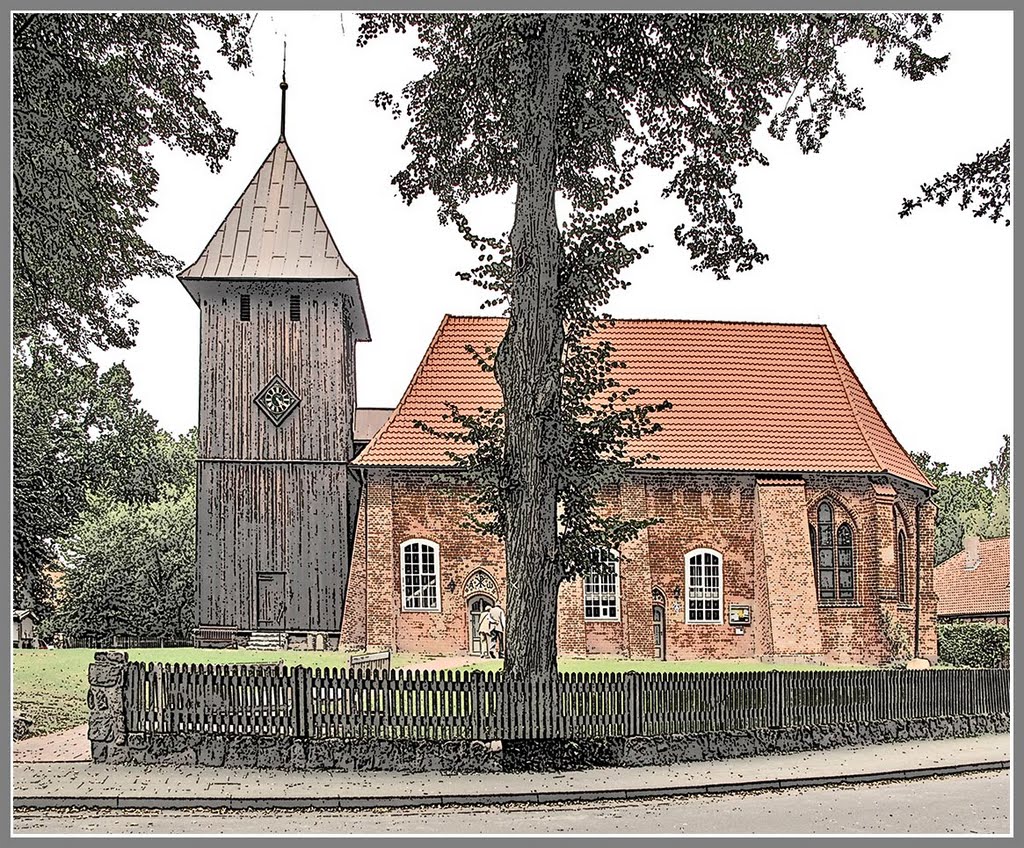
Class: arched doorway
464,570,498,655
468,595,491,656
652,587,667,661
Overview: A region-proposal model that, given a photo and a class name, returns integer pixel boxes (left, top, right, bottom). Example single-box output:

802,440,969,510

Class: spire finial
279,40,288,141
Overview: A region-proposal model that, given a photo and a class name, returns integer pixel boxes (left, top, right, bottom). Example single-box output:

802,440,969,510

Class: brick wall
346,467,938,666
752,478,823,658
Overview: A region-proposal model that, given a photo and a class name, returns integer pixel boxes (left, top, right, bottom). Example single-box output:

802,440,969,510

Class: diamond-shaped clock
254,376,300,426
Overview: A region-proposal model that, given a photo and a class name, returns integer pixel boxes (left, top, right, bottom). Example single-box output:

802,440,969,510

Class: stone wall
87,651,129,764
108,712,1008,773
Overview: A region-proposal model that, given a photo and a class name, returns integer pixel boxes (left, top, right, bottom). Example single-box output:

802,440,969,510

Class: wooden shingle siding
197,462,349,631
199,283,356,463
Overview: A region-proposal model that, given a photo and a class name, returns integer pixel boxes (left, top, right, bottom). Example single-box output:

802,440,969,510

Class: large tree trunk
496,18,572,680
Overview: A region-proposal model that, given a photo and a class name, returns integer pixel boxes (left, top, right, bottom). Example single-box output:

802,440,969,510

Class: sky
98,11,1013,475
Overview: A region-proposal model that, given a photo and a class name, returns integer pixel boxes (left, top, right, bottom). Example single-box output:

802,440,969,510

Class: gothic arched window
897,530,908,605
813,501,856,602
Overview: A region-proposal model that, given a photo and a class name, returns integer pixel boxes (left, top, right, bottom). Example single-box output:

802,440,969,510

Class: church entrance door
652,588,667,661
468,595,491,656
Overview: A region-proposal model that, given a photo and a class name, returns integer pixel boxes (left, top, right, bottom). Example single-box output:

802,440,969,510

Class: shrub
880,607,911,665
937,622,1010,668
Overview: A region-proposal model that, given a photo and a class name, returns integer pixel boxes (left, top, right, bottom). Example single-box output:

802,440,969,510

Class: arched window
584,549,620,620
813,501,856,601
401,540,440,611
685,548,723,623
897,530,908,605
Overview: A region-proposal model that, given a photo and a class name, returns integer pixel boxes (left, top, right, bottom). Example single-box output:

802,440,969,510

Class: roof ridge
285,138,357,281
819,326,886,478
442,314,828,329
177,139,282,280
822,327,933,490
353,315,454,464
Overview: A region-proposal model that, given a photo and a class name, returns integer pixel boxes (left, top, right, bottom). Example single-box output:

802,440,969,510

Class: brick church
180,105,938,666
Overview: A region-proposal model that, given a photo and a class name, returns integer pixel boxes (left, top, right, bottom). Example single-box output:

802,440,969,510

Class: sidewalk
13,734,1009,810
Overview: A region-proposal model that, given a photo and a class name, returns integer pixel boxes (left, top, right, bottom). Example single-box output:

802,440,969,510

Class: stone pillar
620,478,655,659
872,482,902,664
916,500,939,660
366,472,397,652
557,577,586,657
752,479,823,658
88,651,128,764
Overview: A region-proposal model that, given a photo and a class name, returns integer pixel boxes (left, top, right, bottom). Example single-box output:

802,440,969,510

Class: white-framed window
401,540,440,611
685,548,723,624
584,549,620,621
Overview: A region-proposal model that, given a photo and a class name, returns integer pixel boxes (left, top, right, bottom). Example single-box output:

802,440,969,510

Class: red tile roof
354,315,932,489
935,537,1011,618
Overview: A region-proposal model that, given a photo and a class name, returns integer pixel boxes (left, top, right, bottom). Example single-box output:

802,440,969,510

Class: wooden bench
349,650,391,671
193,627,237,648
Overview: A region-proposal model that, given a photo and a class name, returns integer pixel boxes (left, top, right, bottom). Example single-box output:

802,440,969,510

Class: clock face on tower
254,375,300,426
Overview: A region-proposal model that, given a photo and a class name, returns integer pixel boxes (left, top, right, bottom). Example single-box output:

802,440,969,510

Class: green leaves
359,12,946,279
13,342,198,617
13,12,252,356
901,140,1011,226
55,486,197,643
911,436,1011,565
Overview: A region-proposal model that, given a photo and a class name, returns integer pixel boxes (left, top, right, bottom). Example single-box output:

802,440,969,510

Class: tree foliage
54,484,197,644
901,140,1011,226
12,12,250,618
911,435,1010,565
360,12,948,677
13,349,198,616
13,12,253,355
361,13,946,280
937,622,1010,669
419,206,670,579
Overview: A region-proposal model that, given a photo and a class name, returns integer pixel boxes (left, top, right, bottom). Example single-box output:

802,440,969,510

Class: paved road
13,771,1009,835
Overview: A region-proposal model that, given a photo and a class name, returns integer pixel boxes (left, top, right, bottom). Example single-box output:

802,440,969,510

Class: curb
12,760,1009,811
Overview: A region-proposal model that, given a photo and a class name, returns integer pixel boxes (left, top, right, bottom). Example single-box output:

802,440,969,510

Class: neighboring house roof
178,138,369,341
353,315,932,489
935,537,1011,618
13,610,35,621
354,407,395,444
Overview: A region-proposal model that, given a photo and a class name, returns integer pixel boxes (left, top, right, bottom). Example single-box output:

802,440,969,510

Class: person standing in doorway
488,601,506,659
477,605,494,658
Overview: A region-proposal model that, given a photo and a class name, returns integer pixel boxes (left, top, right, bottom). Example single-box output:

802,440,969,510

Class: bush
937,622,1010,668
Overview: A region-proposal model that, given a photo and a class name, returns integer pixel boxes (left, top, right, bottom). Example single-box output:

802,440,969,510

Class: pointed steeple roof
180,140,356,282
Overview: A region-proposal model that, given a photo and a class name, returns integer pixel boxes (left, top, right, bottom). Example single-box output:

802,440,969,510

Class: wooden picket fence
123,662,1010,742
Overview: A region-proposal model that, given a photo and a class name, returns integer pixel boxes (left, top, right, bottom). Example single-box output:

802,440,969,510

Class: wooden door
256,572,286,630
468,595,490,655
653,604,666,661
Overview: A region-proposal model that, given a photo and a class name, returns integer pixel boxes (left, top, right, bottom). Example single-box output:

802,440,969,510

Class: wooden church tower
179,73,369,649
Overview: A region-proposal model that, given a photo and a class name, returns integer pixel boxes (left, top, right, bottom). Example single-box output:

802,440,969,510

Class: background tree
12,12,251,617
911,435,1010,565
901,140,1010,226
359,12,948,677
53,479,197,645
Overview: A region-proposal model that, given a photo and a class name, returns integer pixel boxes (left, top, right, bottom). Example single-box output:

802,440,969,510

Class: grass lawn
13,648,871,738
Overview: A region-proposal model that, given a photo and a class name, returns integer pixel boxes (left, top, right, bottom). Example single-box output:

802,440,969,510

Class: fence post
292,665,307,739
88,651,129,764
470,671,484,740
